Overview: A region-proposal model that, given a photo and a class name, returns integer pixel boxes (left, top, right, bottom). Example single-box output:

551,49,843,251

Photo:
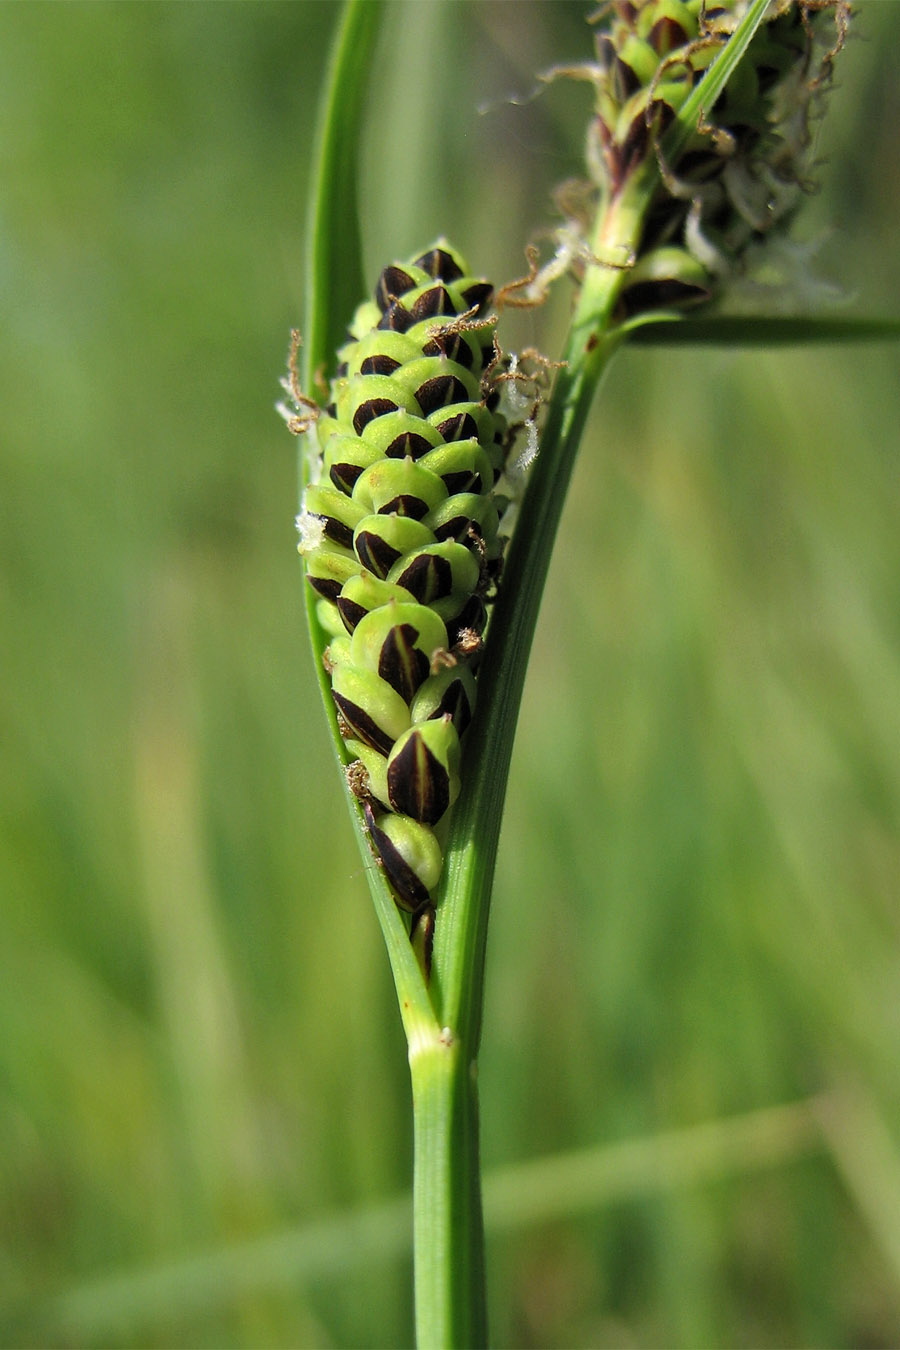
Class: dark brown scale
326,402,338,417
424,674,474,736
364,802,431,910
442,467,481,496
336,595,366,633
619,277,709,317
354,529,403,578
460,280,493,310
434,410,478,442
614,53,642,99
416,375,470,416
411,902,435,978
412,247,464,282
329,461,364,493
335,361,349,379
360,353,402,376
378,624,431,704
433,515,484,548
387,734,451,826
332,692,395,757
376,265,417,310
353,397,399,435
422,331,474,369
410,285,456,321
307,575,342,602
616,108,656,186
598,35,641,100
393,551,452,603
445,594,486,647
377,300,414,333
649,13,691,53
315,514,354,550
385,431,434,459
378,494,430,520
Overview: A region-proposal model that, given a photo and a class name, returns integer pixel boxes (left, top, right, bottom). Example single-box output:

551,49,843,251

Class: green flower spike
289,241,520,943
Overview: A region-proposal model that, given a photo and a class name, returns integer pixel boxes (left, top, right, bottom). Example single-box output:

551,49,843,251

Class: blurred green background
2,1,900,1345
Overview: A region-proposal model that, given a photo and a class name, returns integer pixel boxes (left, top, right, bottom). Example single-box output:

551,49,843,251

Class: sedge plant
284,2,898,1345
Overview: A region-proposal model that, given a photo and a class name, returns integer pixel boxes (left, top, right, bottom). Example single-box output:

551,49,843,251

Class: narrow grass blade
624,314,900,346
662,0,772,165
301,0,382,388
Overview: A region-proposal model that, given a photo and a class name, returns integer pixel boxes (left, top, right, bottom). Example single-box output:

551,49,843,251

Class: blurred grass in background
1,2,899,1345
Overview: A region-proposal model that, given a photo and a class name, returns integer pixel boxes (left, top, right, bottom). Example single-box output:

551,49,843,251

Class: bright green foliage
6,4,900,1347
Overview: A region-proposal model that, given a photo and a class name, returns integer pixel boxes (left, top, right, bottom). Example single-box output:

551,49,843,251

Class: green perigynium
285,241,525,950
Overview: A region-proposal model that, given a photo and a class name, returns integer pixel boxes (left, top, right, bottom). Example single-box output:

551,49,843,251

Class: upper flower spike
584,0,850,312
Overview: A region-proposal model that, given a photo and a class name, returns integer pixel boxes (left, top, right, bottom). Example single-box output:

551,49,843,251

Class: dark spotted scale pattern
295,241,509,929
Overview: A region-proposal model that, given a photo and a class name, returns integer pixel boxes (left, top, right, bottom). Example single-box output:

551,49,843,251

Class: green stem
411,1028,485,1349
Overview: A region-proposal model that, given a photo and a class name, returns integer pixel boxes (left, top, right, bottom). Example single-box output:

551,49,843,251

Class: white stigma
295,510,326,555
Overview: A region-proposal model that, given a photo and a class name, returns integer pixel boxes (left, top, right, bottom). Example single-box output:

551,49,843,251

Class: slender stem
411,1029,486,1349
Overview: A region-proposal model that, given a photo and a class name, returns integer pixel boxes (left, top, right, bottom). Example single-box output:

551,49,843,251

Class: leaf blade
661,0,772,165
623,314,900,346
301,0,382,390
